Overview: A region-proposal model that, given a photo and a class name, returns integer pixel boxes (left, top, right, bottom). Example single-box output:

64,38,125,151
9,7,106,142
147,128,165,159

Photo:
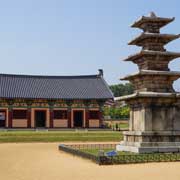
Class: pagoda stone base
116,131,180,153
116,144,180,153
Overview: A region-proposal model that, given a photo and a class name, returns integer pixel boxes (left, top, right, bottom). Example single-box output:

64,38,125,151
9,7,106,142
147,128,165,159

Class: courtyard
0,143,180,180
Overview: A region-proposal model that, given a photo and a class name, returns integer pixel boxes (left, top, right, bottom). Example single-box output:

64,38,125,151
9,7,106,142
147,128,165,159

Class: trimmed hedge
59,144,180,165
99,153,180,165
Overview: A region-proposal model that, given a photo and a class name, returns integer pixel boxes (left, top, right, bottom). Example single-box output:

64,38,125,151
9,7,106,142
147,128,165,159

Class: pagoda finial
148,11,157,18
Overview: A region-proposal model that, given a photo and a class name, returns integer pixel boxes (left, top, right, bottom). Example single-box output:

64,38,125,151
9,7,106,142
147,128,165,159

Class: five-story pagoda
117,12,180,153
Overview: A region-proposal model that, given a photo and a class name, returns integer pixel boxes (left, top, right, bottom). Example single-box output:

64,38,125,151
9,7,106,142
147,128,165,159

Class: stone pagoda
116,12,180,153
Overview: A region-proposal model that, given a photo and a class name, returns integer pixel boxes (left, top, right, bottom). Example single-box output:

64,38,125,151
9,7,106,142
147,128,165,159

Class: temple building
0,70,113,129
117,12,180,153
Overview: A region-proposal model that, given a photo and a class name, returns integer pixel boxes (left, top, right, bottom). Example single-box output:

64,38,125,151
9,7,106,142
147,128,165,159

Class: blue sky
0,0,180,90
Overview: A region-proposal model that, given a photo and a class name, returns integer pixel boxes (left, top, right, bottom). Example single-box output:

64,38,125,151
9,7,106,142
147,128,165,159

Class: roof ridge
99,76,114,99
0,73,100,79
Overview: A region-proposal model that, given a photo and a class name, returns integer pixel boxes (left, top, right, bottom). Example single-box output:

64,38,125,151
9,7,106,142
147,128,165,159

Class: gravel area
0,143,180,180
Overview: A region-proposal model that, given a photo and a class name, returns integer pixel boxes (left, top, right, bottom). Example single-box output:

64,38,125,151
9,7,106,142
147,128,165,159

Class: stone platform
116,144,180,153
117,131,180,153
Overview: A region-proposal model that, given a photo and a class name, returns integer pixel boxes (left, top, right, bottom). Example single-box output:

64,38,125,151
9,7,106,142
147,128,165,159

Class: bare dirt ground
0,143,180,180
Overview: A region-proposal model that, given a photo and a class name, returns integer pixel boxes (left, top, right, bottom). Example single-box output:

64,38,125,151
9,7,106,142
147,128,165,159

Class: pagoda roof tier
116,92,178,101
131,12,174,32
123,50,180,62
128,33,180,46
121,70,180,81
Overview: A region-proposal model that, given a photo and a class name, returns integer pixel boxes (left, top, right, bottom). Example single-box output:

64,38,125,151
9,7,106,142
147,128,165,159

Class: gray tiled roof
0,73,114,100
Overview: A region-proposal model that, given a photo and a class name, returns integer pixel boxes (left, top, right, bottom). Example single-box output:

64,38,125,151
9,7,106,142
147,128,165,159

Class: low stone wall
53,119,68,128
12,119,28,128
89,119,99,128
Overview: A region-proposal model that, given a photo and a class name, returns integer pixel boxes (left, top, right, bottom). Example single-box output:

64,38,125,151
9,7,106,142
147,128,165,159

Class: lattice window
53,110,67,119
13,110,27,119
89,111,99,119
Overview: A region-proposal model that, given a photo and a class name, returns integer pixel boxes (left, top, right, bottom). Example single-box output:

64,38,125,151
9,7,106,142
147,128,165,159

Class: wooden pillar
85,109,89,128
48,101,55,128
5,110,8,128
27,108,31,128
27,101,32,128
8,108,12,128
99,108,103,128
68,108,71,128
98,100,105,128
49,108,54,128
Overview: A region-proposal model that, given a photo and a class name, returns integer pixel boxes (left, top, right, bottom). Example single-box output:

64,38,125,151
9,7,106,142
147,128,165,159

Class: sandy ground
0,143,180,180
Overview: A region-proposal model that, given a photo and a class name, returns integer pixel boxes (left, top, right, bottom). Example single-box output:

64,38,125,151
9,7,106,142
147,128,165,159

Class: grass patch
81,148,113,155
104,121,129,130
0,131,122,143
81,148,134,156
119,123,129,129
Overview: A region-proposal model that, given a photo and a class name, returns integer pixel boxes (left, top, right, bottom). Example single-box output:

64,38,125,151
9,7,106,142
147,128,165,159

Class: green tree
109,83,134,97
103,106,130,119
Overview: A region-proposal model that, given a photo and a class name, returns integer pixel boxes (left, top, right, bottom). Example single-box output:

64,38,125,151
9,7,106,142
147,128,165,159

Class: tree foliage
104,83,133,119
109,83,134,97
103,106,130,119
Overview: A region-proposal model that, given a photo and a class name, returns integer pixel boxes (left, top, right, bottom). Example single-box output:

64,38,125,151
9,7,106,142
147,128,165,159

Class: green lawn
105,121,129,130
81,148,113,155
81,148,134,156
119,123,128,129
0,131,122,143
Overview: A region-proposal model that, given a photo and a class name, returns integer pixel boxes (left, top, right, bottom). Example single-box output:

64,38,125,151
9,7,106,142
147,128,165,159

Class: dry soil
0,143,180,180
